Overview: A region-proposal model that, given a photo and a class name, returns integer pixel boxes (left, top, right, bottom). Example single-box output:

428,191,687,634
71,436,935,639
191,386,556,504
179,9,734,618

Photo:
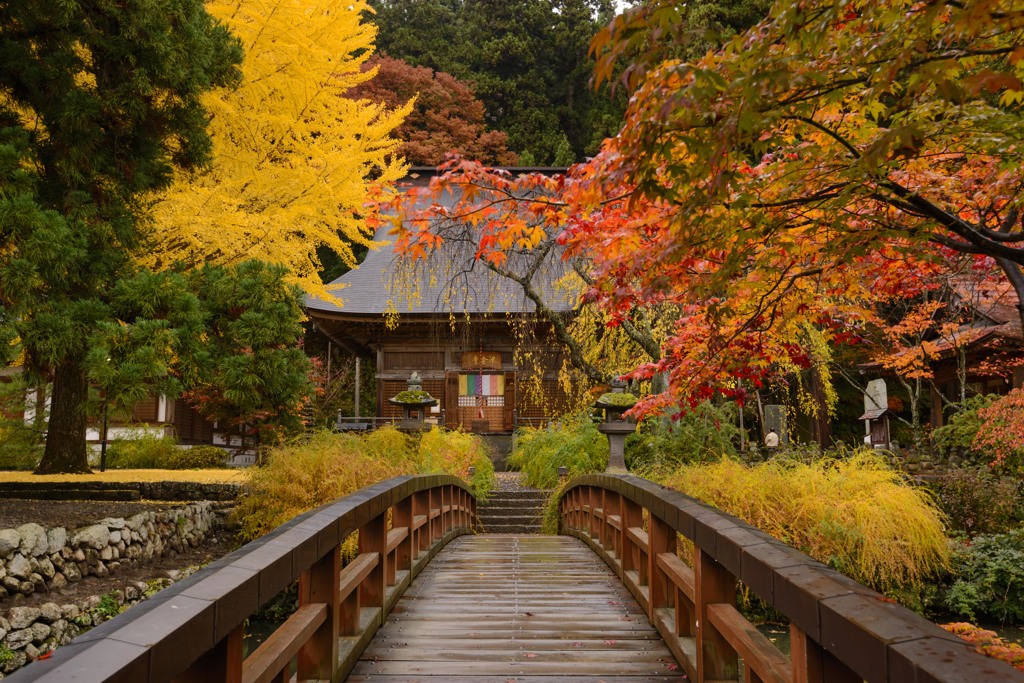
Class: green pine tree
0,0,243,472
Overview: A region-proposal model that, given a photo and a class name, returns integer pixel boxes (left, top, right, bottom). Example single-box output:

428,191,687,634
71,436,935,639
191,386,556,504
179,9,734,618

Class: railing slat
656,552,695,601
707,604,791,683
241,603,326,683
626,525,649,551
387,526,409,554
338,552,379,599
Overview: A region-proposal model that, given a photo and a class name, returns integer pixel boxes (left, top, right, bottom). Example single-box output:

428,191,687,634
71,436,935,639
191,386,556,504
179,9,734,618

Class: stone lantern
389,371,438,431
594,377,638,473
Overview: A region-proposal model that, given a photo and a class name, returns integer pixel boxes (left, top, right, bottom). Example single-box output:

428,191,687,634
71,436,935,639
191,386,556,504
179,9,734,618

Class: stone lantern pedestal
598,420,635,472
595,378,638,473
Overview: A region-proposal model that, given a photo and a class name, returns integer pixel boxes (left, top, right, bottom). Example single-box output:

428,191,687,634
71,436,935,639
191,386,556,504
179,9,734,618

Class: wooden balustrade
559,474,1024,683
10,475,476,683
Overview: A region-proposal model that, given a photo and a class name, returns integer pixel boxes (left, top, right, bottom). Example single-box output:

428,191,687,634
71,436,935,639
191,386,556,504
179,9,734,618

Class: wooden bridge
8,473,1024,683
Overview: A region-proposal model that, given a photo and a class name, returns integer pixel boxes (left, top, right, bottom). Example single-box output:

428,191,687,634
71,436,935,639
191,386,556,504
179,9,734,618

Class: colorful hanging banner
459,373,505,396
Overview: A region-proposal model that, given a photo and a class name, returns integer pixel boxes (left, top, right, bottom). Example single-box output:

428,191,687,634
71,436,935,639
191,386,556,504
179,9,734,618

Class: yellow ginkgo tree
147,0,410,299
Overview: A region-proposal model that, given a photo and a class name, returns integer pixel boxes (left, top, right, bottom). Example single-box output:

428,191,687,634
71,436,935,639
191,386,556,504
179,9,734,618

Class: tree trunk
36,358,91,474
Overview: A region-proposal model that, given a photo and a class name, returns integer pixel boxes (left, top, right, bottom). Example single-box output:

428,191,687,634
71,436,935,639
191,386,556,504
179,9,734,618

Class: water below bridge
348,534,685,682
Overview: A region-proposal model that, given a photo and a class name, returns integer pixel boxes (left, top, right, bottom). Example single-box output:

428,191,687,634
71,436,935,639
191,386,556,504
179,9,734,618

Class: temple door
503,371,516,431
445,371,460,429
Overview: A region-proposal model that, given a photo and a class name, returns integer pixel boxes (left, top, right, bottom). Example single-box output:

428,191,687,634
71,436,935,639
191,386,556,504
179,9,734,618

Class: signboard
461,351,502,370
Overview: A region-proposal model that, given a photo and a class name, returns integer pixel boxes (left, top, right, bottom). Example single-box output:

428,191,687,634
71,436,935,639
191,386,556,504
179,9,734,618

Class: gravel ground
0,500,183,531
492,471,546,492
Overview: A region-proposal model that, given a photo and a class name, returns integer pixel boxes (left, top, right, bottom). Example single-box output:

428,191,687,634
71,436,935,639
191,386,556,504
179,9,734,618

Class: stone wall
0,502,217,601
0,573,192,675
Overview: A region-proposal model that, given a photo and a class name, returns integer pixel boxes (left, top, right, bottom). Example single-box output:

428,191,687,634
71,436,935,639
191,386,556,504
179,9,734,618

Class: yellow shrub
653,451,949,592
417,427,495,499
237,427,494,540
237,430,407,541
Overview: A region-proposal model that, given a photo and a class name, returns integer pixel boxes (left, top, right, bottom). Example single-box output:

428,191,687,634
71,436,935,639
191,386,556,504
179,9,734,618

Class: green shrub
653,451,949,594
508,413,607,489
946,529,1024,625
0,424,41,470
625,400,738,470
105,433,181,469
930,468,1022,537
0,379,41,470
166,446,229,469
238,426,494,541
932,394,997,463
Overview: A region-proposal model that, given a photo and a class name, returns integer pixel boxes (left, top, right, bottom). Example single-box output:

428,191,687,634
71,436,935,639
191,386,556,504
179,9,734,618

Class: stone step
477,513,543,524
478,512,543,522
477,528,544,536
484,494,549,506
477,505,544,516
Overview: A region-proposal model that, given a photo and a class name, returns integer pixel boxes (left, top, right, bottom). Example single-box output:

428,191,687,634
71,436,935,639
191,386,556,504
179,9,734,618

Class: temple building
306,168,578,433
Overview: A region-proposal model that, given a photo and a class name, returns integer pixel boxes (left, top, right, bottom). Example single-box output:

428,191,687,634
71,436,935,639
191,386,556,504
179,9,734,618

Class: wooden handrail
558,474,1024,682
11,474,477,683
242,603,326,683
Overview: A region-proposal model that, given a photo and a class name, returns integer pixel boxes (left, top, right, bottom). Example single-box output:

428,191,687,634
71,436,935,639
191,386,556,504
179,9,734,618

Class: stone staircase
476,489,549,534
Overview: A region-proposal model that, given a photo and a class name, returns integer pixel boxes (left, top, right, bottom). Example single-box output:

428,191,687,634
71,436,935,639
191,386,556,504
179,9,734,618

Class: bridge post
298,547,340,680
790,624,860,683
429,488,441,542
647,515,675,622
621,497,642,580
172,624,244,683
695,548,738,680
605,489,621,561
393,496,413,580
413,489,429,557
360,513,387,614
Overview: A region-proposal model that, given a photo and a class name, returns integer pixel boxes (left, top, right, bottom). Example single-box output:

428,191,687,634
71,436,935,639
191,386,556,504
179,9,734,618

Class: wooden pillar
606,491,621,560
298,548,340,680
173,624,243,683
413,490,429,556
393,496,413,581
695,548,738,680
359,513,387,611
621,498,642,577
791,624,860,683
647,515,674,621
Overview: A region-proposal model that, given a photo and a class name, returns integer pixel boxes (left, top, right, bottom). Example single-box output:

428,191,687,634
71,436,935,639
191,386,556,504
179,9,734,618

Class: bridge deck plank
352,535,685,682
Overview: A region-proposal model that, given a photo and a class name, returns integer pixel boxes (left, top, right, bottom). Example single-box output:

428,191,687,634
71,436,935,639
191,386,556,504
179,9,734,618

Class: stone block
6,628,33,650
7,607,40,630
17,524,48,557
39,603,61,623
71,524,110,550
29,622,50,643
47,527,67,555
0,529,21,558
7,553,29,579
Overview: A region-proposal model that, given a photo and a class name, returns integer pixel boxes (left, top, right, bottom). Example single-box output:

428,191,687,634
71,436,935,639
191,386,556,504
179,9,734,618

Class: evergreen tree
0,0,242,472
369,0,623,164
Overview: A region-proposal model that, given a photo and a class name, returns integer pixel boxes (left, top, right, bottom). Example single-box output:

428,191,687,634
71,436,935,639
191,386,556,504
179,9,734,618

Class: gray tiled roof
306,174,577,317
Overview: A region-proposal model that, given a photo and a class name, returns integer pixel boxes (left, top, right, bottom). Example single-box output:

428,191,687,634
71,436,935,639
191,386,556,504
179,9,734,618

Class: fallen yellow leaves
0,469,250,484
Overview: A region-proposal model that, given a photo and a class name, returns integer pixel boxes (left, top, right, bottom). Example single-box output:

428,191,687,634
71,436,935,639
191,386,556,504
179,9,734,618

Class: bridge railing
11,474,476,683
559,473,1023,683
